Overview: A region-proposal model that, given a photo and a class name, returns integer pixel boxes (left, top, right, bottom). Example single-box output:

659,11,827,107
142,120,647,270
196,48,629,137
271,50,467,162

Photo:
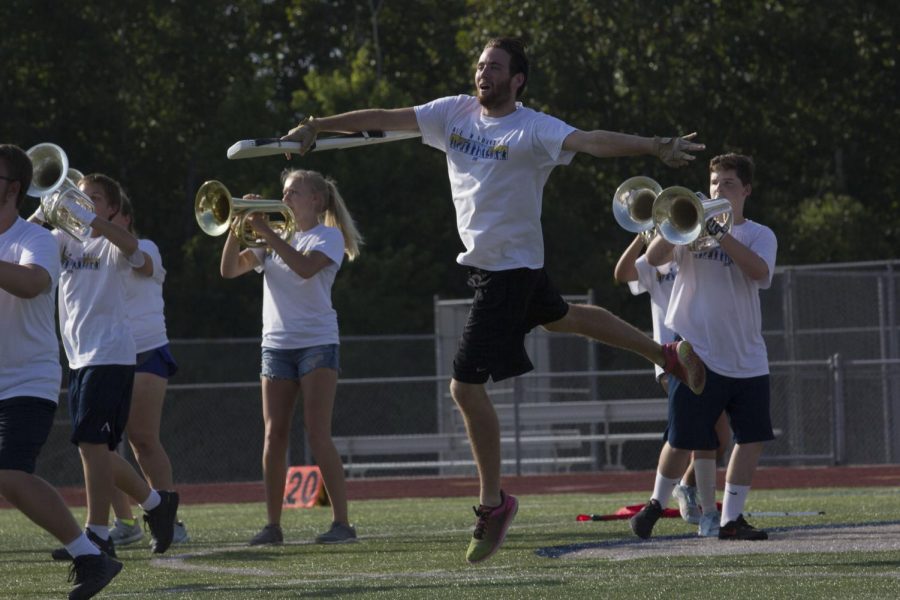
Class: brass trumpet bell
195,180,296,248
612,176,662,235
653,186,732,250
25,143,96,242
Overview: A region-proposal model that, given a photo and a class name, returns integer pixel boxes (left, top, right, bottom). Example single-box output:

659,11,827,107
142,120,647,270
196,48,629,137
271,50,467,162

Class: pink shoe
662,340,707,395
465,490,518,564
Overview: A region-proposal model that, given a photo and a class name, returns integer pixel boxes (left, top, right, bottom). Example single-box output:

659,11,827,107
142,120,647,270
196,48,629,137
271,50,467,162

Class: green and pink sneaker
465,490,518,564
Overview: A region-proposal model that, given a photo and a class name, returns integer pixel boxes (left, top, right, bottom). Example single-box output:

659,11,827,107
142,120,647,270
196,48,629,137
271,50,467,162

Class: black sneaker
718,514,769,540
630,499,664,539
68,551,123,600
52,530,116,561
144,490,180,554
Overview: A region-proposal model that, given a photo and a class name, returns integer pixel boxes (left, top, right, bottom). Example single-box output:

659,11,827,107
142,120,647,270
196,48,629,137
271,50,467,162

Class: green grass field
2,487,899,599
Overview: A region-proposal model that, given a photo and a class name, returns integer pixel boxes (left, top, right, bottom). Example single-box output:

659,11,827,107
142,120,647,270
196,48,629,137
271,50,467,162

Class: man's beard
477,81,514,110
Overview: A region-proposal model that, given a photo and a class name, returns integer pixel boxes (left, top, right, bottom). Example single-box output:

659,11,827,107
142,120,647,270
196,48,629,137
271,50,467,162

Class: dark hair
80,173,124,216
710,153,755,186
484,37,529,98
0,144,33,209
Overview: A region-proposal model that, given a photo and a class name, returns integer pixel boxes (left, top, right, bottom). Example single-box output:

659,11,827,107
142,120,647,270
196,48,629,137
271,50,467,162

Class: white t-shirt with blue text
665,220,777,377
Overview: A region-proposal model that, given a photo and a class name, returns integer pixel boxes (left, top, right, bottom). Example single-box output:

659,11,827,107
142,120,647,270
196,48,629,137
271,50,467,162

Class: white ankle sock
721,482,751,525
86,524,109,540
66,532,101,557
140,489,161,511
651,472,681,506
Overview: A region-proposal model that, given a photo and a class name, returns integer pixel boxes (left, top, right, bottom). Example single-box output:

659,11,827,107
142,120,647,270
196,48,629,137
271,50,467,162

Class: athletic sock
140,489,162,511
651,472,681,507
117,517,136,527
693,458,717,514
721,482,751,525
66,532,101,558
86,524,110,540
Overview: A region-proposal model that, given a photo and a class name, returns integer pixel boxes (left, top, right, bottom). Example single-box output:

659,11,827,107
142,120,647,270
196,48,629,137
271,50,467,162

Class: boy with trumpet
1,144,121,599
630,153,777,541
29,170,180,558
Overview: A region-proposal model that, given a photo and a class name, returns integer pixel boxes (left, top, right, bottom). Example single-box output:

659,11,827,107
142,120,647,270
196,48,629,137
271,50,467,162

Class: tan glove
653,132,702,167
282,115,320,157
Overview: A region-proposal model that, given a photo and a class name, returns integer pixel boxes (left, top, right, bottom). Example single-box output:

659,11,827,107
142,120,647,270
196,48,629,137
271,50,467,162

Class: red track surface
5,465,899,509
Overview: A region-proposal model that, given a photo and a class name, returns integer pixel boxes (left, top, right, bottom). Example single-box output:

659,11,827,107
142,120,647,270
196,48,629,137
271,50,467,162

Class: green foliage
2,0,897,336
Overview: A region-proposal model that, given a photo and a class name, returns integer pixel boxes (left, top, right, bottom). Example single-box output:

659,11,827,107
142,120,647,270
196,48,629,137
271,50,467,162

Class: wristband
126,250,146,269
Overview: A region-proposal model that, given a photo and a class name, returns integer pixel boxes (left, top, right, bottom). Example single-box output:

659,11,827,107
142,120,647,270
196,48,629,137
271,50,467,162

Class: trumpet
195,180,296,248
612,176,662,244
652,186,732,251
25,143,95,242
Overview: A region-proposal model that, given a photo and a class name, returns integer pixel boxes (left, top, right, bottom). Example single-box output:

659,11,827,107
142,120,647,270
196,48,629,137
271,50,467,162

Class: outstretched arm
563,131,704,167
282,108,419,155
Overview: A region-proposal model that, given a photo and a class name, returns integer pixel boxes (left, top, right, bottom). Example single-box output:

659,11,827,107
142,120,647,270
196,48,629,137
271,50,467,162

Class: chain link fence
35,261,900,486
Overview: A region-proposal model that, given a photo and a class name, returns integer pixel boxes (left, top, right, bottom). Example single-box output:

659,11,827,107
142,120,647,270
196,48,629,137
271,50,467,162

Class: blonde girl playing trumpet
220,168,362,545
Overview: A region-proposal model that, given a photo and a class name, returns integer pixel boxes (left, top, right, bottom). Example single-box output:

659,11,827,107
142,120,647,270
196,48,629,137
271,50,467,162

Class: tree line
4,0,897,337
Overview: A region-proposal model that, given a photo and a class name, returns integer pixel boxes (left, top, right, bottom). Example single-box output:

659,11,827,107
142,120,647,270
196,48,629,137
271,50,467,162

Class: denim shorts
260,344,340,381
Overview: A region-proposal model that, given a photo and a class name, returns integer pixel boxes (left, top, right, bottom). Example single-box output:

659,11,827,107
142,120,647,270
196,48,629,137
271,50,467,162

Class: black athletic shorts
0,397,57,473
452,267,569,384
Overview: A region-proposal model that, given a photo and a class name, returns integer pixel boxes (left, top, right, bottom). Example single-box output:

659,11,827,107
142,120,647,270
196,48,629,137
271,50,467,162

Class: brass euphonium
194,180,296,248
25,143,95,242
652,186,732,251
612,176,662,244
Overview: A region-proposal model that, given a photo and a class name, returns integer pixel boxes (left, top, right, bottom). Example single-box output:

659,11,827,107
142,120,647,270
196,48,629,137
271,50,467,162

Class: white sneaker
672,484,702,525
110,519,144,546
698,510,721,537
173,521,190,544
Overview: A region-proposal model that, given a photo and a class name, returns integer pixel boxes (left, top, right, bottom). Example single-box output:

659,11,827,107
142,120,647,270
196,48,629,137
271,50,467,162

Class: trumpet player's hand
653,132,704,167
281,116,319,158
246,212,276,242
705,217,727,241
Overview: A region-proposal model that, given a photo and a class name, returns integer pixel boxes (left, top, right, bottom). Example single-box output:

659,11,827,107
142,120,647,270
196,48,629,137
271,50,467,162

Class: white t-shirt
252,224,345,349
628,256,678,378
665,220,778,377
55,231,136,368
124,239,169,353
414,95,576,270
0,218,62,402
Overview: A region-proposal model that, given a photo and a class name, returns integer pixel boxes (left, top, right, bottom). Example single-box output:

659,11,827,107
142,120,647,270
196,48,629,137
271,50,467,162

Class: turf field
2,487,899,599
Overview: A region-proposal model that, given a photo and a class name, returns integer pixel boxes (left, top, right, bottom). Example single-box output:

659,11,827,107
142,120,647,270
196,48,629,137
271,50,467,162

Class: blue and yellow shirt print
61,248,100,273
449,127,509,161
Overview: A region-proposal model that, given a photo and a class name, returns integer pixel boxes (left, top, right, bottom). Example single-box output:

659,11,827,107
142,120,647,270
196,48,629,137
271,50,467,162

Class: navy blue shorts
136,344,179,379
67,365,134,450
453,267,569,384
666,367,774,450
0,397,57,473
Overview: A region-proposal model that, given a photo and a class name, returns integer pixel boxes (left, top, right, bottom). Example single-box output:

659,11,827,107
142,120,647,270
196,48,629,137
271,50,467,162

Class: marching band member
32,173,180,558
108,193,189,549
0,143,121,599
220,168,362,546
631,153,777,541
